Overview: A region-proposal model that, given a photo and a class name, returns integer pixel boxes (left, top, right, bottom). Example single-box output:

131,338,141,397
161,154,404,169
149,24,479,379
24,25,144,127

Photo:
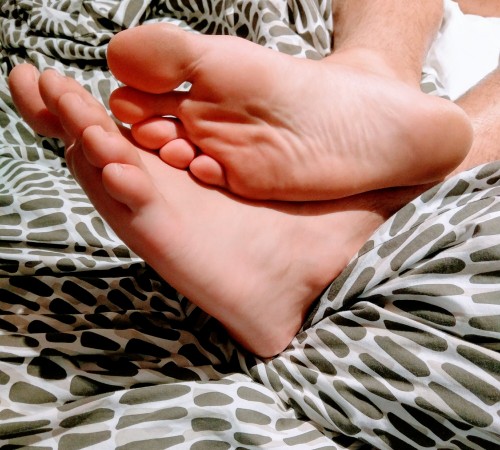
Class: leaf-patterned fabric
0,1,499,449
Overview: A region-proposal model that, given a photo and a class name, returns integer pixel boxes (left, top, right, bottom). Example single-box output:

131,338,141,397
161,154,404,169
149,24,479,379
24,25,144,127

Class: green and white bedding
0,1,499,449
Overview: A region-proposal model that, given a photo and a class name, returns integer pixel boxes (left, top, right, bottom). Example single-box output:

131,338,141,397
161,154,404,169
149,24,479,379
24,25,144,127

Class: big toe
107,23,202,94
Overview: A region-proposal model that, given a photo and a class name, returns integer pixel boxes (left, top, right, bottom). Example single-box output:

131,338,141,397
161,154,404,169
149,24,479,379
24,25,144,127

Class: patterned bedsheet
0,1,499,449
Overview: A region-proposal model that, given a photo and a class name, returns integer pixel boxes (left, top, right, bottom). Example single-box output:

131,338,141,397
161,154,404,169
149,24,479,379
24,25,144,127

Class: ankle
323,47,421,86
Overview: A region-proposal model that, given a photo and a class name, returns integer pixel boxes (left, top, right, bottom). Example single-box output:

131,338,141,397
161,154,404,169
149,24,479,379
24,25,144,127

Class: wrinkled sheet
0,1,499,449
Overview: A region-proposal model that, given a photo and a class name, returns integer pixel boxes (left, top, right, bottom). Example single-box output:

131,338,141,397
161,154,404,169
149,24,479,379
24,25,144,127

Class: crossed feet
8,24,474,357
10,64,406,358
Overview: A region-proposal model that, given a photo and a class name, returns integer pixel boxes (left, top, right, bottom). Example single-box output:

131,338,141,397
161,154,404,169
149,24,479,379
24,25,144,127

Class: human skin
449,67,500,176
8,0,499,357
455,0,500,17
107,22,472,201
8,66,420,357
9,64,500,357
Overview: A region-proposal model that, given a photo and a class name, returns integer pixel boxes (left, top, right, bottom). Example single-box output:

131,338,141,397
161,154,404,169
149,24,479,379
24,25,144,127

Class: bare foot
9,64,412,357
107,23,473,201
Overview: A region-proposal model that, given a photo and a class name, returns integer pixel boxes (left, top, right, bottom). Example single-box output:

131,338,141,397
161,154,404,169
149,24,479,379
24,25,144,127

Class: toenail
110,163,125,177
47,69,63,78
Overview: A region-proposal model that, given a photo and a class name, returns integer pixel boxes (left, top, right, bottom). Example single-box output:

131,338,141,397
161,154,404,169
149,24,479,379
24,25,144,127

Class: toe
39,70,87,115
110,87,188,124
130,117,186,149
102,163,159,213
189,154,227,189
57,91,119,138
159,139,197,169
81,125,143,169
38,70,118,133
8,64,66,140
107,23,203,94
80,127,158,213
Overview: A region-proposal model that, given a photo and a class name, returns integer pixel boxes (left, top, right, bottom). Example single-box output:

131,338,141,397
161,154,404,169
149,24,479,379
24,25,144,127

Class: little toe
189,154,227,189
107,23,203,94
159,139,197,169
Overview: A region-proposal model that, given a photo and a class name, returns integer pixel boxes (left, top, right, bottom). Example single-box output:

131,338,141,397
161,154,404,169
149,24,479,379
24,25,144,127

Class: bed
1,1,499,448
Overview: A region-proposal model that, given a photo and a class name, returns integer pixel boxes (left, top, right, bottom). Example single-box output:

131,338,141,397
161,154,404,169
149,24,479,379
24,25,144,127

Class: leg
331,0,444,85
449,66,500,176
106,19,472,201
455,0,500,17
